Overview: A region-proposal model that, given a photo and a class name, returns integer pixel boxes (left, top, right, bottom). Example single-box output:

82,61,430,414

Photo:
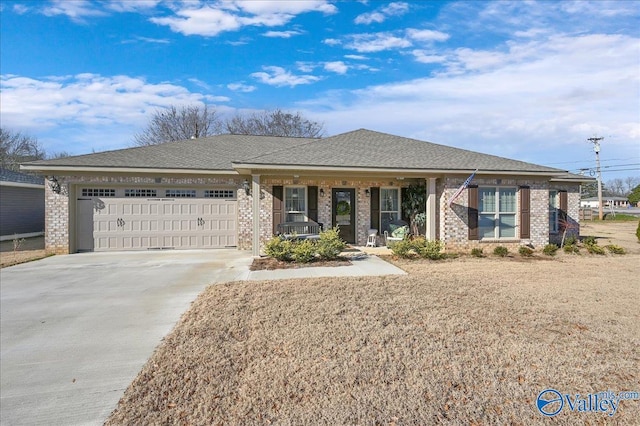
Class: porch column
426,177,437,241
252,174,261,257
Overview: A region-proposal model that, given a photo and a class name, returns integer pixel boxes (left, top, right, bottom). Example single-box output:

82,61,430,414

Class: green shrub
416,239,445,260
316,227,346,260
518,246,534,257
291,239,317,263
493,246,509,257
264,237,294,261
563,244,580,254
543,244,559,256
586,244,605,255
605,244,626,255
636,220,640,242
583,236,597,246
564,235,578,246
470,247,484,258
390,238,445,260
391,239,415,258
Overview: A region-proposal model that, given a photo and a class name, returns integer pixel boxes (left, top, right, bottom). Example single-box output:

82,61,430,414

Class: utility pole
587,136,604,220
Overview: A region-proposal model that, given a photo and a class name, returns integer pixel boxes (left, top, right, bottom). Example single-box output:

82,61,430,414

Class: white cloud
296,62,316,73
406,29,450,42
12,4,29,14
0,74,217,139
345,32,412,52
150,0,335,37
227,82,256,93
355,2,409,24
324,61,348,74
105,0,161,13
411,50,447,64
150,6,243,37
250,66,321,87
263,30,303,38
323,38,342,46
121,36,170,44
344,54,368,60
235,1,337,16
339,28,448,53
302,34,640,165
355,12,384,25
41,0,106,22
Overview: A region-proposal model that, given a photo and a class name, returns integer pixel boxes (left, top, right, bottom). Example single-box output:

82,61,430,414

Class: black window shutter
468,185,479,240
370,187,380,230
272,185,283,234
519,186,530,239
559,190,568,222
308,186,318,223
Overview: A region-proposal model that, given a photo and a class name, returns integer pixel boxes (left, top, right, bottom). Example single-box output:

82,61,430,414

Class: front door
332,188,356,244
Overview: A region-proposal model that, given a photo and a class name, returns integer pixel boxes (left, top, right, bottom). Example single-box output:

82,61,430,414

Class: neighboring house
0,168,45,241
580,196,629,209
21,129,592,255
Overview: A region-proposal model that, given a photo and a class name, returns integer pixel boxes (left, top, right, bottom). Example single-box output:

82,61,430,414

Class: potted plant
401,183,426,236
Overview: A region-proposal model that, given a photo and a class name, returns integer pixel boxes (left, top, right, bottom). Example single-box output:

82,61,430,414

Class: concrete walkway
246,252,405,280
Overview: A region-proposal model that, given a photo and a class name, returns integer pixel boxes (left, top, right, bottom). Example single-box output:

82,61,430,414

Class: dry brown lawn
107,221,639,425
0,236,47,268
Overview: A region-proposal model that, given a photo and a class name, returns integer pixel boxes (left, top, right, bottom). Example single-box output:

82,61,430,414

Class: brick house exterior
23,129,591,255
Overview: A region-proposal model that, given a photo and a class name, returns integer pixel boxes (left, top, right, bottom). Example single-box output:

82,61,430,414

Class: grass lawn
106,249,639,424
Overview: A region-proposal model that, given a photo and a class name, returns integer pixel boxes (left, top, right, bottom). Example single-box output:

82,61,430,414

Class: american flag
448,169,478,207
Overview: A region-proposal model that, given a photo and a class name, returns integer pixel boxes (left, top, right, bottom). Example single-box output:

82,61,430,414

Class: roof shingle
23,129,570,176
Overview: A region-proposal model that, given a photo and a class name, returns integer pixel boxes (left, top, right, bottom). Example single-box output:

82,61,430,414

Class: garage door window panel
165,189,196,198
82,188,115,197
125,189,157,197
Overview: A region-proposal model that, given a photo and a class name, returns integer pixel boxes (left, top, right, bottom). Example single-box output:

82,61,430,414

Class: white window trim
284,186,308,221
478,186,519,240
380,187,401,232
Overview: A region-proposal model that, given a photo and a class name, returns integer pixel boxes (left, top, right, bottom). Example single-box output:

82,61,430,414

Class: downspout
252,174,261,257
426,177,437,241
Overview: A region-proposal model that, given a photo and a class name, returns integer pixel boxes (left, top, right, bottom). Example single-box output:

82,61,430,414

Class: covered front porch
238,172,441,257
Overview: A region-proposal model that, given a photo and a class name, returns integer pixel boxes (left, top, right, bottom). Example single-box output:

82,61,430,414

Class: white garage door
76,187,237,251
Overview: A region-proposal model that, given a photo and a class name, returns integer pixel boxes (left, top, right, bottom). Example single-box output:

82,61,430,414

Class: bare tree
134,105,223,146
225,109,324,138
0,127,46,171
624,176,640,194
606,178,626,196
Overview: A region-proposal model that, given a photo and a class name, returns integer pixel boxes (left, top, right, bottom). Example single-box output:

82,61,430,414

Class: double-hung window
478,187,517,239
380,188,400,233
285,187,307,222
549,190,559,233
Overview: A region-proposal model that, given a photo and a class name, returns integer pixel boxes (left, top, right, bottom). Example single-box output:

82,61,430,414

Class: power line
545,157,632,165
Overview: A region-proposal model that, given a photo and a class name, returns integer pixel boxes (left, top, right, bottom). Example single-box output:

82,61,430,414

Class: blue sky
1,0,639,180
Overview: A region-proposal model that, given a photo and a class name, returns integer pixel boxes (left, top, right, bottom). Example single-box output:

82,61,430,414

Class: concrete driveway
0,250,252,425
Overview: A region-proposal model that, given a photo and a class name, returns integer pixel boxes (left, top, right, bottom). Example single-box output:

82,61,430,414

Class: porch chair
366,229,378,247
383,220,409,247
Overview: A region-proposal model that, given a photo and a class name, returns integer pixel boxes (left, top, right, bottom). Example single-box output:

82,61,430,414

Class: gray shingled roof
23,134,315,171
238,129,563,173
23,129,567,175
0,168,44,185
